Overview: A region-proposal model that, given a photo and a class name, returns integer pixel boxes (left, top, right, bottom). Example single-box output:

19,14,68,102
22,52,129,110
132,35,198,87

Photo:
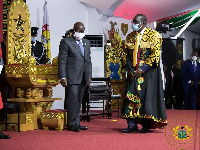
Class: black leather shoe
78,125,88,130
121,126,138,133
68,125,80,132
0,133,11,139
140,128,149,133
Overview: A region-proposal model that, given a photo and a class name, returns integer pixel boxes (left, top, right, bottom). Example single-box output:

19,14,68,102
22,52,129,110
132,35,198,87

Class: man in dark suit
181,51,200,110
163,65,172,109
171,64,183,109
31,27,49,65
58,22,92,132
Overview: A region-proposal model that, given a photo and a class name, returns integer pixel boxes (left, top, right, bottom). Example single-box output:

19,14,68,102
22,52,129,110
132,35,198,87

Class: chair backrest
91,77,111,86
88,77,112,93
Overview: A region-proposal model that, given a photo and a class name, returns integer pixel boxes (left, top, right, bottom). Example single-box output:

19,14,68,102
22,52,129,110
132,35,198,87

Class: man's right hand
190,81,195,86
127,70,134,80
60,79,67,87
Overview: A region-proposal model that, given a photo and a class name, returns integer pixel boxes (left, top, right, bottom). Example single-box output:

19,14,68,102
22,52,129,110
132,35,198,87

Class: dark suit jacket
58,36,92,85
181,59,200,89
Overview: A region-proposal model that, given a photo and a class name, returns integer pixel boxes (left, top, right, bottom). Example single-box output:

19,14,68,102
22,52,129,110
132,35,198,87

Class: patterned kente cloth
121,27,167,129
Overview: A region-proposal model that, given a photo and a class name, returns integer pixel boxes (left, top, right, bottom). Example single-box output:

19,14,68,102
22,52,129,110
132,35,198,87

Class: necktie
193,62,196,72
79,41,84,56
31,44,35,50
31,44,35,56
133,32,141,67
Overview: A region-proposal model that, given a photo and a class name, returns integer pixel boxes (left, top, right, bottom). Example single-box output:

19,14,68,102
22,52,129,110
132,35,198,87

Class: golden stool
40,110,67,131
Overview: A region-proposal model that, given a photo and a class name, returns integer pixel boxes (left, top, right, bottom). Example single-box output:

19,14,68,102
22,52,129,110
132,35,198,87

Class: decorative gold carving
30,56,36,65
25,103,37,112
26,88,31,99
37,65,58,74
5,64,58,75
12,33,27,63
52,56,58,65
29,66,37,74
43,88,53,98
41,112,65,119
121,23,128,36
5,64,29,74
43,102,53,111
14,12,26,32
16,88,25,98
177,43,183,55
27,115,33,123
25,88,43,99
31,76,36,82
7,0,31,65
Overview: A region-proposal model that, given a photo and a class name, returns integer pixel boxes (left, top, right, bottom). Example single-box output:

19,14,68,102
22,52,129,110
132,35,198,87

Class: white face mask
192,56,197,61
74,32,85,40
31,37,37,43
132,22,143,31
132,23,140,31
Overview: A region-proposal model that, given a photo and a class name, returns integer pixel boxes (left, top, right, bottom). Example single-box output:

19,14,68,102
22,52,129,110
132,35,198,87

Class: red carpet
0,109,199,150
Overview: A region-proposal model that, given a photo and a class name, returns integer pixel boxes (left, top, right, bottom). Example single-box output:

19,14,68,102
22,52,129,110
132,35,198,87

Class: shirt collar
191,60,197,66
32,42,36,46
76,40,83,44
137,27,146,36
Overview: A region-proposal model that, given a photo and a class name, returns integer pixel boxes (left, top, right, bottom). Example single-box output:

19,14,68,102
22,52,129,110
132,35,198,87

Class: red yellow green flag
41,1,51,63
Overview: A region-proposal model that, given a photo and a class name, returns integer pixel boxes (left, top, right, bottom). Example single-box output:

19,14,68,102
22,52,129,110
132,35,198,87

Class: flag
41,1,51,63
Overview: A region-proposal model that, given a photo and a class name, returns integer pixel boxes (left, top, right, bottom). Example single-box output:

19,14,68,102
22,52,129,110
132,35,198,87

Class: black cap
31,27,39,35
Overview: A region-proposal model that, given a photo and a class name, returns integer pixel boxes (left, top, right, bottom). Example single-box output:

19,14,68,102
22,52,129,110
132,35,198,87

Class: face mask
132,23,143,31
31,37,37,43
74,32,85,40
192,56,197,61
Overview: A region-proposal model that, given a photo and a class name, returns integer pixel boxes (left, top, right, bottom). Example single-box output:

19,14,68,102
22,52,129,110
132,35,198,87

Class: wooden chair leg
108,97,111,119
87,101,90,122
118,98,120,118
17,106,20,132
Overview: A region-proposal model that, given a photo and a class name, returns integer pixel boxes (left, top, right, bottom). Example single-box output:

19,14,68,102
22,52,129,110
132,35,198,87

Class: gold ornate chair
2,0,61,131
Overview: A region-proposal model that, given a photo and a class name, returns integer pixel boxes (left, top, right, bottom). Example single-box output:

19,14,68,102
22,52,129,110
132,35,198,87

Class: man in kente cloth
121,14,167,133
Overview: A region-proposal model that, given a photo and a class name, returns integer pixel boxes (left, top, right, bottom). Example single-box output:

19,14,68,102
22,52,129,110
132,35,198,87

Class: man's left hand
133,68,143,78
89,78,91,85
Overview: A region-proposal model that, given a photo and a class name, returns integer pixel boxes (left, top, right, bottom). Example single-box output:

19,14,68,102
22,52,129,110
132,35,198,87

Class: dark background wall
162,38,184,71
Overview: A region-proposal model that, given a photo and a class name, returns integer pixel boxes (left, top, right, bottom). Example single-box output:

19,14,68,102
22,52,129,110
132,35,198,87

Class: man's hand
127,70,135,80
190,81,195,86
60,79,67,87
88,78,91,85
133,68,143,79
